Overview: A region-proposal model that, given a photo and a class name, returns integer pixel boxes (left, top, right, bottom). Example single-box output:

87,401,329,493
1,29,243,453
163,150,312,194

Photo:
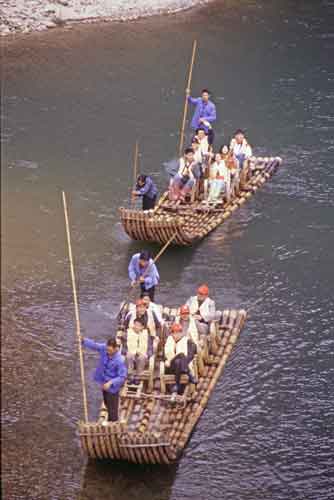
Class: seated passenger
220,145,239,198
177,304,199,346
207,152,230,205
169,148,199,202
229,129,253,171
124,298,161,337
141,292,163,327
125,317,153,383
192,127,213,156
164,323,197,395
186,284,221,336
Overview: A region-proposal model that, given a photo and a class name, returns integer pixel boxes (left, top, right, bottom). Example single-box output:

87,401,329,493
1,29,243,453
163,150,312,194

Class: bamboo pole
131,140,139,207
62,191,89,423
178,40,197,157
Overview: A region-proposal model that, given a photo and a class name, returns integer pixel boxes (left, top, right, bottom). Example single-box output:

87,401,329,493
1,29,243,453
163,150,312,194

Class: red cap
136,299,146,307
180,305,190,315
171,323,183,333
197,284,209,295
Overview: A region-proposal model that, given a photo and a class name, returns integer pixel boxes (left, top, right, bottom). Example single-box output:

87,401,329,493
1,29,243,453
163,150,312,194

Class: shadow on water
79,459,178,500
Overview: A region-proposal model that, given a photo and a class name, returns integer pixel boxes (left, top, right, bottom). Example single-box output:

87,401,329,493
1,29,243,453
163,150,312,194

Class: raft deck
79,307,247,464
120,156,282,245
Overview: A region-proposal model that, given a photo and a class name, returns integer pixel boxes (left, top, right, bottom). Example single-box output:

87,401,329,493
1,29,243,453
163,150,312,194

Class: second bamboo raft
120,156,282,245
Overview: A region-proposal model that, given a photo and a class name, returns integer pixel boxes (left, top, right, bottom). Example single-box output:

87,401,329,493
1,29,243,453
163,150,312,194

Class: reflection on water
2,0,334,499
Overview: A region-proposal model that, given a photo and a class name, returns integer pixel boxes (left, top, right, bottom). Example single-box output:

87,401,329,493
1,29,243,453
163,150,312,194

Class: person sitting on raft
207,152,231,205
124,298,162,338
229,129,253,172
81,337,127,423
177,304,200,347
168,148,200,202
124,317,153,384
141,292,163,329
220,145,239,198
186,284,221,337
187,88,217,144
128,250,160,301
164,323,197,395
132,174,158,210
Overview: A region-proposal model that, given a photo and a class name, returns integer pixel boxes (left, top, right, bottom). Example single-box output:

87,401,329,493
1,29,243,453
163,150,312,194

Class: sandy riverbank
0,0,211,36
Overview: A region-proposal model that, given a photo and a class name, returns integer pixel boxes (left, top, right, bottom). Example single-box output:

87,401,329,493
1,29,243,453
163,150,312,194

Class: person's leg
143,195,156,210
146,286,155,301
126,353,135,375
136,354,147,376
207,128,214,146
103,390,119,422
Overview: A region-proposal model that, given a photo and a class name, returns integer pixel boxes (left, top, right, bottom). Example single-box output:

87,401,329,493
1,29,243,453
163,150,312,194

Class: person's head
234,129,245,144
106,338,119,357
133,317,145,334
139,250,151,268
170,322,183,340
201,89,210,103
196,128,206,140
141,292,151,308
197,284,209,302
215,153,222,163
137,174,147,187
136,298,147,316
184,147,194,162
179,304,190,320
219,145,229,156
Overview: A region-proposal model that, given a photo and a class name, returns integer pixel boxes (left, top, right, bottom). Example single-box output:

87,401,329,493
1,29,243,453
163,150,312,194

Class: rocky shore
0,0,210,36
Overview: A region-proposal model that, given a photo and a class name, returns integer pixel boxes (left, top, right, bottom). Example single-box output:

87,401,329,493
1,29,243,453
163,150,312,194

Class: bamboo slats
120,157,282,246
78,307,247,463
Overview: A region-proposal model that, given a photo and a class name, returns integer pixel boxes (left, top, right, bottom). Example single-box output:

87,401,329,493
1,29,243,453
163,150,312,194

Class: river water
2,0,334,499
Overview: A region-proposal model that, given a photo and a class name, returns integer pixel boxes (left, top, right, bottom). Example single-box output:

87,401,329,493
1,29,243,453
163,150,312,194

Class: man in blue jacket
128,250,160,301
187,88,217,142
82,337,127,423
132,174,158,210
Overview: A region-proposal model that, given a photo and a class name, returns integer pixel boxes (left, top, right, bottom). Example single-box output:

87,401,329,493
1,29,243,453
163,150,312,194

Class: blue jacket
128,253,160,290
188,96,217,131
136,176,158,200
83,338,127,394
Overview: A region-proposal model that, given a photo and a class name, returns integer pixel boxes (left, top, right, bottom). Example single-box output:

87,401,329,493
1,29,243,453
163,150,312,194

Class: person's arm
136,177,153,196
152,311,162,331
202,299,216,323
82,338,105,352
128,255,137,282
110,358,128,392
245,143,252,158
164,336,175,365
187,96,200,105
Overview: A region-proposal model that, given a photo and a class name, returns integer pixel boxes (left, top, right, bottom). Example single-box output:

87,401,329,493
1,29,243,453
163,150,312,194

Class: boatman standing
187,88,217,143
128,250,160,301
81,337,127,424
132,174,158,210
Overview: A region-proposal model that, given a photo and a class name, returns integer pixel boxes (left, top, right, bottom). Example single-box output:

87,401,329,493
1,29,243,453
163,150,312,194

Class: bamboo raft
120,156,282,246
79,307,247,464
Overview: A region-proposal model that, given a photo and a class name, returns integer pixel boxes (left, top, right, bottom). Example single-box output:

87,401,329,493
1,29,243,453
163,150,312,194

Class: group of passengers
132,89,252,209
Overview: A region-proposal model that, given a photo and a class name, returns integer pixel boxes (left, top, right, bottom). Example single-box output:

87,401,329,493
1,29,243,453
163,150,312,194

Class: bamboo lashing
178,40,197,157
131,140,139,206
62,191,89,423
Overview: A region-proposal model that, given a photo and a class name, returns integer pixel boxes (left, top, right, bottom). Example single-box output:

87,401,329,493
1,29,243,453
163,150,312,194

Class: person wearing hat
164,323,197,395
177,304,200,346
186,284,221,336
132,174,158,210
128,250,160,301
124,298,162,338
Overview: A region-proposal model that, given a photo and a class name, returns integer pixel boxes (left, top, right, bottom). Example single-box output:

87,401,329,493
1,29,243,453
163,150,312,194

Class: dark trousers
143,195,157,210
103,390,119,422
166,353,189,395
140,284,155,301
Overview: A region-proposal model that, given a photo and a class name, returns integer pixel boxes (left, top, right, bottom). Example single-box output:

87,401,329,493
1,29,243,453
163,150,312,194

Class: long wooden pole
131,140,139,206
62,191,89,423
178,40,197,157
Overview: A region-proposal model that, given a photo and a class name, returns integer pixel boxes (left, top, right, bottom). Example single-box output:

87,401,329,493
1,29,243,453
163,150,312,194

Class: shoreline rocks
0,0,211,36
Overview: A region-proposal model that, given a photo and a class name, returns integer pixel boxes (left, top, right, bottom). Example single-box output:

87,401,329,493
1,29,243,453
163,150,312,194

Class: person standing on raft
187,88,217,143
81,337,127,423
132,174,158,210
128,250,160,301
